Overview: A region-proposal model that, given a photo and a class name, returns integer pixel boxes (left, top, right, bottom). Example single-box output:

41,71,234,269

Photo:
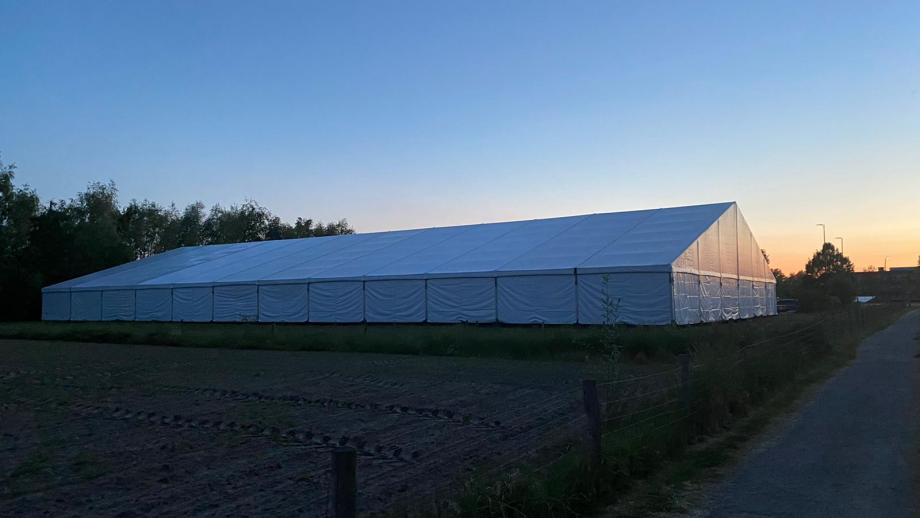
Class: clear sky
1,1,918,274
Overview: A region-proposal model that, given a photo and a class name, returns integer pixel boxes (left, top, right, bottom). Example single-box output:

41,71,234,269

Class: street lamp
884,256,889,271
816,223,826,245
835,237,843,254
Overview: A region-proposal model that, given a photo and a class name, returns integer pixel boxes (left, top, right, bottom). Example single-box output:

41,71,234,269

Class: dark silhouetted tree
0,154,354,319
805,243,854,278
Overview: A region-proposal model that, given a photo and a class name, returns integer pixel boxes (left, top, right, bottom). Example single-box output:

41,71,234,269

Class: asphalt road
697,310,920,518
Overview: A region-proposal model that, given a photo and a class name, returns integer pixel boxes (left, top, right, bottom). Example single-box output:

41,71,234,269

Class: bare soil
0,338,658,516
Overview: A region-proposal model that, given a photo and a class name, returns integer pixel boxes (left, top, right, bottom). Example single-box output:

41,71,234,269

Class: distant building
854,267,919,303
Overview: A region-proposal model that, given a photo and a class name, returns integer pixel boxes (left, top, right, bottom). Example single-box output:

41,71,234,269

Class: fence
577,306,869,476
324,305,886,516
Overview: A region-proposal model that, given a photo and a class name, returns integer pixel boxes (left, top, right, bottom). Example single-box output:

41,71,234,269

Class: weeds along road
692,310,920,518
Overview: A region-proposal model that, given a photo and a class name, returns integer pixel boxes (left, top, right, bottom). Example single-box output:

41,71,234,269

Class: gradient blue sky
2,1,918,273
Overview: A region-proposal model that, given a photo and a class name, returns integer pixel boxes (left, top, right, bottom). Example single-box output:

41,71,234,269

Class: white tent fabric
426,278,496,323
699,275,722,323
497,275,577,324
173,287,213,322
258,284,308,322
213,285,258,322
135,288,172,321
70,291,102,321
577,273,671,325
43,202,776,325
365,280,426,323
671,272,701,325
309,282,363,323
739,280,755,319
766,283,778,316
753,282,766,317
102,289,135,321
42,292,70,321
720,277,740,320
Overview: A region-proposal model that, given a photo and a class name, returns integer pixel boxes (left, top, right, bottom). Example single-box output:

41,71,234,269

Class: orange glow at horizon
758,231,919,275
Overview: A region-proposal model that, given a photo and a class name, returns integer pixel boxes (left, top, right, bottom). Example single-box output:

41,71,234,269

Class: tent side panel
42,292,71,321
365,280,426,323
497,275,576,324
739,280,754,319
721,277,740,320
426,278,496,323
258,284,308,322
308,281,364,323
577,273,671,325
172,287,213,322
101,290,135,321
700,275,722,322
766,283,777,315
71,291,102,321
213,285,259,322
672,272,701,325
753,281,766,316
136,289,172,321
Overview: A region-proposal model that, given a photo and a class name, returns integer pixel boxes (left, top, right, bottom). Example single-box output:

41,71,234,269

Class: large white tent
41,202,776,325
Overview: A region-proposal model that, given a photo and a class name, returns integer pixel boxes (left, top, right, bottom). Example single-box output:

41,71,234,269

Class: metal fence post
678,354,691,415
332,446,357,518
582,379,602,468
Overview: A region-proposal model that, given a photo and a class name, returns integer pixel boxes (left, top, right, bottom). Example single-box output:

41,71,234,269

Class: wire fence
561,307,879,477
315,306,891,517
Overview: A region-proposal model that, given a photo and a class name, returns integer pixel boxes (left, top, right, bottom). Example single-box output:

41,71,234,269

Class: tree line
0,158,352,320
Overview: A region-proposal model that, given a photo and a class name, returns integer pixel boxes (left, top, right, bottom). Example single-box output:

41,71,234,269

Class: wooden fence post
582,379,602,468
678,354,691,416
332,446,357,518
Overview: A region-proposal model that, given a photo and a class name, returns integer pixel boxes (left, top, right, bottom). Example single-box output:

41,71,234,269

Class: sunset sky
1,1,918,274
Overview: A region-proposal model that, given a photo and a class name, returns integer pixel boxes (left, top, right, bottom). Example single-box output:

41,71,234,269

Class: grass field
0,307,904,516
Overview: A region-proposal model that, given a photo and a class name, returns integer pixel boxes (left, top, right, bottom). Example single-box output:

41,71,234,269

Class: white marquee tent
42,202,776,325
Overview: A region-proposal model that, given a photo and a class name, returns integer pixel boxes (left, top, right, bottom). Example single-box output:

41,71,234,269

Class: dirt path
687,310,920,518
0,339,661,516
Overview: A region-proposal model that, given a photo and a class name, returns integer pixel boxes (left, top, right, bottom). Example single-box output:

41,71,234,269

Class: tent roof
45,201,750,291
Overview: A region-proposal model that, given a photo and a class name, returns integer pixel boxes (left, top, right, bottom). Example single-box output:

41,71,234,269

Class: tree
0,158,42,319
805,243,854,278
0,153,355,320
119,199,172,258
803,243,855,307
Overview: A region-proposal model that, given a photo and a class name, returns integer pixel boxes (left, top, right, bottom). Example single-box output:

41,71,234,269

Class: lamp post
884,256,889,271
817,223,826,246
835,237,843,254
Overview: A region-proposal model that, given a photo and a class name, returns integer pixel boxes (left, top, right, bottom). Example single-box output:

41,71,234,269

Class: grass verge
453,304,905,517
1,312,828,362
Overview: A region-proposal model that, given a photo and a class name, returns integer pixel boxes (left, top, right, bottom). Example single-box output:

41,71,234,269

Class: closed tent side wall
672,272,701,325
365,280,426,323
497,275,576,324
102,290,135,321
670,203,775,324
213,285,259,322
172,287,213,322
258,284,308,322
309,282,364,323
577,273,671,325
42,291,71,321
136,288,172,321
426,278,496,323
71,291,102,321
